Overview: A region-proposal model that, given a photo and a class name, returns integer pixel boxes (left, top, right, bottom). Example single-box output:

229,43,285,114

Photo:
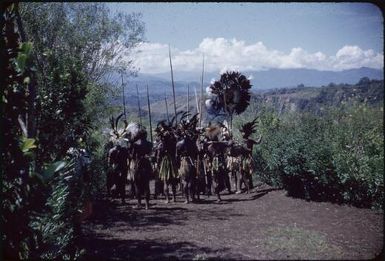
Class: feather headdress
240,117,258,139
204,122,224,141
205,71,252,115
109,113,125,137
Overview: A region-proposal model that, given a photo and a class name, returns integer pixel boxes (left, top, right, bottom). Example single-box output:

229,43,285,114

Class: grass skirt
159,155,177,182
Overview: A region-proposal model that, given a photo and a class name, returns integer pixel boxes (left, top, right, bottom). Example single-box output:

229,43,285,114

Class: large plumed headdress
205,71,252,116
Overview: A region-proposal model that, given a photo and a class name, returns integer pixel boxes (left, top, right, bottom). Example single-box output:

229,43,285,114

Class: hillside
251,78,384,114
137,67,383,89
107,67,383,108
119,78,383,124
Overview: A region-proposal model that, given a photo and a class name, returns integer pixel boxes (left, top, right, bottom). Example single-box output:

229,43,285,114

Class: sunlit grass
261,225,343,259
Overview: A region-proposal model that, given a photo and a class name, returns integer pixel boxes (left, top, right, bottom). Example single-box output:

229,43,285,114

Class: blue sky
108,2,383,74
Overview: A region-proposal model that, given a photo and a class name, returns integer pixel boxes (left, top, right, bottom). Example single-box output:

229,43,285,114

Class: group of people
106,112,261,209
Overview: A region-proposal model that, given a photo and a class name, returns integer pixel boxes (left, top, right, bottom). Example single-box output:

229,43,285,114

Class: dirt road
80,183,383,260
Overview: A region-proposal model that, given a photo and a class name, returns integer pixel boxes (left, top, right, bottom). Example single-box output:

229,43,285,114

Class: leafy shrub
30,158,88,259
2,3,138,259
251,103,383,209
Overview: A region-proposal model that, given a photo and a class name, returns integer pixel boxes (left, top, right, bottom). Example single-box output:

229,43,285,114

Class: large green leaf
41,161,67,180
15,42,33,73
19,137,37,153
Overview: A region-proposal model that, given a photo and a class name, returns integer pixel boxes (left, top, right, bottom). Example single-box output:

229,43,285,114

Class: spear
200,54,205,127
136,84,142,125
194,87,200,115
165,95,170,123
187,84,190,116
146,84,153,143
168,45,177,125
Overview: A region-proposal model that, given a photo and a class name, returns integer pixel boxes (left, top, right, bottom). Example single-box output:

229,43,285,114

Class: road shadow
195,188,278,204
254,187,282,194
79,237,245,260
223,191,269,203
85,196,247,233
87,201,192,231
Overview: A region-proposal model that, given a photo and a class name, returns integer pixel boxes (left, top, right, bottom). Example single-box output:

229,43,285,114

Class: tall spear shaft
165,95,170,123
199,54,205,127
187,84,190,116
194,87,200,115
136,84,142,125
146,84,153,143
168,45,177,125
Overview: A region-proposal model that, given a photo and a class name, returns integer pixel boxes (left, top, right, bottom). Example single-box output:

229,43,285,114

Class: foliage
30,157,89,260
250,78,383,116
250,102,383,209
87,129,110,197
1,3,42,259
2,2,145,259
19,2,145,167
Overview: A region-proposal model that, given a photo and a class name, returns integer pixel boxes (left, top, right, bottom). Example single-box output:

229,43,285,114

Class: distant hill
107,67,382,108
245,67,383,89
108,67,382,98
117,78,383,124
250,78,384,115
135,67,382,90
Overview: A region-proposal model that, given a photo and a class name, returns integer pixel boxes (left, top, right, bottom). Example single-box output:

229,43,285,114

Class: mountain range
131,66,382,91
107,67,383,106
111,78,384,125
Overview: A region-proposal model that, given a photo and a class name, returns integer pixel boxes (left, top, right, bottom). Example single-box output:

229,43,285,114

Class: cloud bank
132,38,383,74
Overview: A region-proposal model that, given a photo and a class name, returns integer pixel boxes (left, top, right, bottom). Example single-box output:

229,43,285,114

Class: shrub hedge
252,103,383,209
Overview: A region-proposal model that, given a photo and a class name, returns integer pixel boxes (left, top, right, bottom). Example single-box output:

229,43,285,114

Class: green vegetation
1,2,383,260
1,3,144,259
20,2,144,166
235,86,384,209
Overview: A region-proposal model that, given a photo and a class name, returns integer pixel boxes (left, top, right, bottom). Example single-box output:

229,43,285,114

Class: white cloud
132,38,383,74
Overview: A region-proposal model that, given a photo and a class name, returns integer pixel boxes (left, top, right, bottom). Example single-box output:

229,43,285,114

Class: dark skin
156,129,178,203
108,145,129,204
176,135,198,203
240,135,262,191
153,138,165,199
131,137,152,209
206,141,229,202
243,136,262,155
196,137,210,197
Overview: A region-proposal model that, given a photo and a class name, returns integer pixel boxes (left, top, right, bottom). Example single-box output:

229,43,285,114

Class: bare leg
172,182,177,202
144,181,150,209
236,165,242,194
216,191,222,202
213,172,222,202
119,169,127,204
134,180,141,208
225,171,232,194
206,172,212,196
182,179,189,203
165,181,170,203
241,171,250,194
248,172,254,190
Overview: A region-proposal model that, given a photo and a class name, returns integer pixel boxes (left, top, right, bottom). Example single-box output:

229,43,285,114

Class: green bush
252,103,383,209
2,3,140,259
88,130,110,197
30,155,93,259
